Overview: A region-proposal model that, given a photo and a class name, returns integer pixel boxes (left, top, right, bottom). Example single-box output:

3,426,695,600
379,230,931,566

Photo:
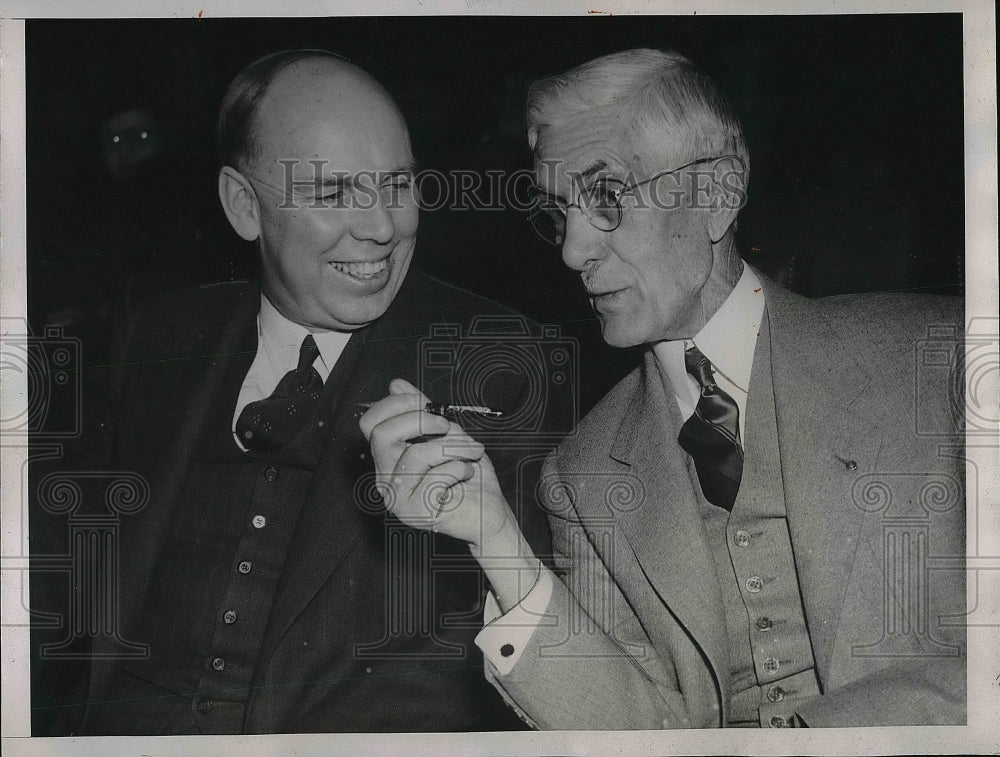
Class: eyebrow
314,161,419,189
577,160,609,181
544,160,611,200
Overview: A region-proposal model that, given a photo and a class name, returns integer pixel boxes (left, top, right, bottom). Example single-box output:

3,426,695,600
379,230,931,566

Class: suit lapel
256,273,442,668
258,326,379,662
606,351,730,694
763,279,884,683
599,273,885,699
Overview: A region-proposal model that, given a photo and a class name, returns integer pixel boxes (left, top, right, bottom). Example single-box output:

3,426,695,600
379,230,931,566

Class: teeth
329,259,388,278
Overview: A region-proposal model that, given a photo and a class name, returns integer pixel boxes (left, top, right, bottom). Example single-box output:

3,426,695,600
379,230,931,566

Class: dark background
26,14,965,409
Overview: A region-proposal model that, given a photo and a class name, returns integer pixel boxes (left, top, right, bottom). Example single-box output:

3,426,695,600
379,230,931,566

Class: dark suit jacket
33,269,559,734
486,274,966,729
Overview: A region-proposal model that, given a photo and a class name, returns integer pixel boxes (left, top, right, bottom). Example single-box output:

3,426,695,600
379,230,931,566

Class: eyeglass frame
529,153,744,245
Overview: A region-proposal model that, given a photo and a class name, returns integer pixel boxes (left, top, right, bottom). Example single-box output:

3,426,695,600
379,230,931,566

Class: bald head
218,50,408,176
255,58,409,179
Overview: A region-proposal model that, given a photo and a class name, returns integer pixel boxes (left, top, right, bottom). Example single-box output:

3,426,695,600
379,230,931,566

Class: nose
560,209,607,272
351,192,395,244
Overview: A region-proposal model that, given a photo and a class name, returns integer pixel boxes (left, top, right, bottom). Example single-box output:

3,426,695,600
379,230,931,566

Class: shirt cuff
475,564,554,676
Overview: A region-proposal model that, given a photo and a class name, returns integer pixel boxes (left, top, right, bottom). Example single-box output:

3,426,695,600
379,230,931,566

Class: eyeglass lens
529,181,623,245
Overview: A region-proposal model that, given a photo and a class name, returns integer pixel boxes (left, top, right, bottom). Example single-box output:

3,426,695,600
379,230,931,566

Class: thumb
389,377,426,398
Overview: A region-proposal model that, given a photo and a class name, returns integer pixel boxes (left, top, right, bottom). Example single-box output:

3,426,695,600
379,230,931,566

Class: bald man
56,50,556,735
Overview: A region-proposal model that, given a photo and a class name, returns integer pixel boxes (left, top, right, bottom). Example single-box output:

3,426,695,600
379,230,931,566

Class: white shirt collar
653,263,764,402
258,294,353,379
690,263,763,393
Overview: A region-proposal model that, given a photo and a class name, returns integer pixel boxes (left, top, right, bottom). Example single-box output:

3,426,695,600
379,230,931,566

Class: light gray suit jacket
488,275,966,729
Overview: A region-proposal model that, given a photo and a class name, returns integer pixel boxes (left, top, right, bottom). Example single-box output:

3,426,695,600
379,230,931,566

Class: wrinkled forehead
532,109,645,196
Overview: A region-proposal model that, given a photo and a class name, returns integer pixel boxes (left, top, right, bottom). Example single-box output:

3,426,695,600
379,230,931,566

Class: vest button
211,657,226,671
762,657,780,675
500,643,515,658
746,576,763,593
769,715,787,728
733,530,751,548
264,466,279,482
196,698,213,714
237,560,252,574
755,617,773,631
767,685,785,702
252,515,267,529
223,609,237,625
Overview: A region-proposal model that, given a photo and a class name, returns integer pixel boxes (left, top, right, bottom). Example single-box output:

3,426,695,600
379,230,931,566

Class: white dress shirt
652,263,764,442
475,263,765,673
232,295,353,451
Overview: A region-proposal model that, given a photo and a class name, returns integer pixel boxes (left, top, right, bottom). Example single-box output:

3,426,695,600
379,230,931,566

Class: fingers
380,458,475,527
424,460,476,507
391,427,484,482
389,377,424,397
359,391,432,440
358,379,491,543
375,406,452,449
366,402,483,501
423,460,477,525
389,428,484,501
360,380,485,460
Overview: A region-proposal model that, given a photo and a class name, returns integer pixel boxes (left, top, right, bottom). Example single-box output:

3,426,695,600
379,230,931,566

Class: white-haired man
362,48,965,729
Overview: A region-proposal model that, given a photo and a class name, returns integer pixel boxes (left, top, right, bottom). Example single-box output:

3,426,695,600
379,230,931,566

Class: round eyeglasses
528,155,741,246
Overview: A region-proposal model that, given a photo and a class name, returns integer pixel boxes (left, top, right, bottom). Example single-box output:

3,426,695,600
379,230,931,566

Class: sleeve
476,563,553,675
794,657,966,727
28,307,141,736
479,453,694,731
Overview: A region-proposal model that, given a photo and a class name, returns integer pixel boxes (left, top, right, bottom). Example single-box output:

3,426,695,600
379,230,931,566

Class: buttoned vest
84,340,340,734
691,308,821,728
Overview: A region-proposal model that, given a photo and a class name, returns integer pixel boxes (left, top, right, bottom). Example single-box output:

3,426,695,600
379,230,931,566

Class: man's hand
359,378,540,612
359,378,507,547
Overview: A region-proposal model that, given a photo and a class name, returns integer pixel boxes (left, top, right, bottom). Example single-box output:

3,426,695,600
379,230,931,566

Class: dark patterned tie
236,334,324,454
677,345,744,511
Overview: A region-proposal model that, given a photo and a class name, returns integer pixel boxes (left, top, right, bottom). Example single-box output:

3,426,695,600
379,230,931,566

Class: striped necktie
677,345,744,510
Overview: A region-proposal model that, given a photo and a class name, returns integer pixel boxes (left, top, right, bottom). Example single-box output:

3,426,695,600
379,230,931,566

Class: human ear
706,156,747,243
218,166,261,242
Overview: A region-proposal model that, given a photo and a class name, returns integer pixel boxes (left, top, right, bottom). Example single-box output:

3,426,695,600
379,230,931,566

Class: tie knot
684,345,716,389
297,334,320,372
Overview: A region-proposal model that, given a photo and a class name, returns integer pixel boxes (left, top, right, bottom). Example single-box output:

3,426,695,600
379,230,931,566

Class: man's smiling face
533,111,719,347
248,61,418,332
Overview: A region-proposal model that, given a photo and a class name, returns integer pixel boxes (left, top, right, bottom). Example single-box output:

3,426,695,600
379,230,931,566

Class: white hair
526,48,749,180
